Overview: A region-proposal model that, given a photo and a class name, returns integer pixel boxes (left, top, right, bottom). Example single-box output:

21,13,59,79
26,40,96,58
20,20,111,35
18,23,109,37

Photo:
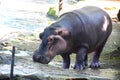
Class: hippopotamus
33,6,112,70
117,9,120,21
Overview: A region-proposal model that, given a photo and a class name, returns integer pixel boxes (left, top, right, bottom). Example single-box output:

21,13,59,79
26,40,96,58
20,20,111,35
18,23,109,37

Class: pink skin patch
102,16,109,32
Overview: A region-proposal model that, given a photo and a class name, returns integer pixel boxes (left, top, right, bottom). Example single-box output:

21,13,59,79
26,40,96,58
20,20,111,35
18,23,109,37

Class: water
0,9,46,32
0,0,57,32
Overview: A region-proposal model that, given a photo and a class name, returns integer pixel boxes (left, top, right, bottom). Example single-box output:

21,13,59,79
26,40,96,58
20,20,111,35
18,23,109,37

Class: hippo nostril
37,55,44,61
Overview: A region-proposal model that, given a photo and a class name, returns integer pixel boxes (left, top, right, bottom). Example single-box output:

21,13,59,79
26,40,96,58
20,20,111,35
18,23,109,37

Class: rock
0,51,12,64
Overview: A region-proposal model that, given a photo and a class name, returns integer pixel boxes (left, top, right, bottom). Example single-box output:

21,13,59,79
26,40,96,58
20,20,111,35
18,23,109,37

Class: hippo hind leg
84,53,88,66
90,44,105,68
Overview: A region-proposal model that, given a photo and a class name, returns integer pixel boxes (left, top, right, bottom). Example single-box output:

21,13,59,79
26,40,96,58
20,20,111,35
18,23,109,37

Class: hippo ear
39,32,43,39
55,28,70,38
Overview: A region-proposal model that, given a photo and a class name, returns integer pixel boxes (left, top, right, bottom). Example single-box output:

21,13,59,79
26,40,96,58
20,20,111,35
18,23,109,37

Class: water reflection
0,0,54,32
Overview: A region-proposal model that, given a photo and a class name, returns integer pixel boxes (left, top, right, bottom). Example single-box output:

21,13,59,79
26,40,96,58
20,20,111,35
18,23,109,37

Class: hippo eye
47,36,54,44
48,38,53,42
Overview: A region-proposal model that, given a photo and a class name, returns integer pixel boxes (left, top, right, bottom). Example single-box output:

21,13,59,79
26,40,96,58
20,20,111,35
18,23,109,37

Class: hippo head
33,24,71,64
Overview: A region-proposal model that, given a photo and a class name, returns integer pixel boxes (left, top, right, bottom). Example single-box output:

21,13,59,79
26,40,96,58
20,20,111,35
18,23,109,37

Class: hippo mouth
33,54,52,64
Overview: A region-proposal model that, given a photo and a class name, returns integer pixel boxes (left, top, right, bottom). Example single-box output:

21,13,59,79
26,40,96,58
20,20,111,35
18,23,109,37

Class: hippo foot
74,63,85,70
90,62,100,68
84,61,88,66
62,63,70,69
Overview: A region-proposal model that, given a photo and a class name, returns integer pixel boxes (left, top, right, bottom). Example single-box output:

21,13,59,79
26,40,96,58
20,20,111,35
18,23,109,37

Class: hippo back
58,6,112,52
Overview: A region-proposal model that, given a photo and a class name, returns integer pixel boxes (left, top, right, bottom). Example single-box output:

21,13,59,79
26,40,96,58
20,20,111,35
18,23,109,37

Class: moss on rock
47,7,58,19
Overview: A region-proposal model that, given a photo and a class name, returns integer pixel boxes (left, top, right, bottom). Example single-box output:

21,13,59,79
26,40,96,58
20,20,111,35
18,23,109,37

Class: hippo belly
33,6,112,70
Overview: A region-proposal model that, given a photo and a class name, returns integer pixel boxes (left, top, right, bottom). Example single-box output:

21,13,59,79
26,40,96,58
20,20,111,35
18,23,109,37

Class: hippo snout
33,50,51,64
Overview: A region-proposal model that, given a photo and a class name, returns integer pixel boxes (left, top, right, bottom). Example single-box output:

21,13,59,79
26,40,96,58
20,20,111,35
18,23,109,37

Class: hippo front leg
74,47,87,70
61,54,70,69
